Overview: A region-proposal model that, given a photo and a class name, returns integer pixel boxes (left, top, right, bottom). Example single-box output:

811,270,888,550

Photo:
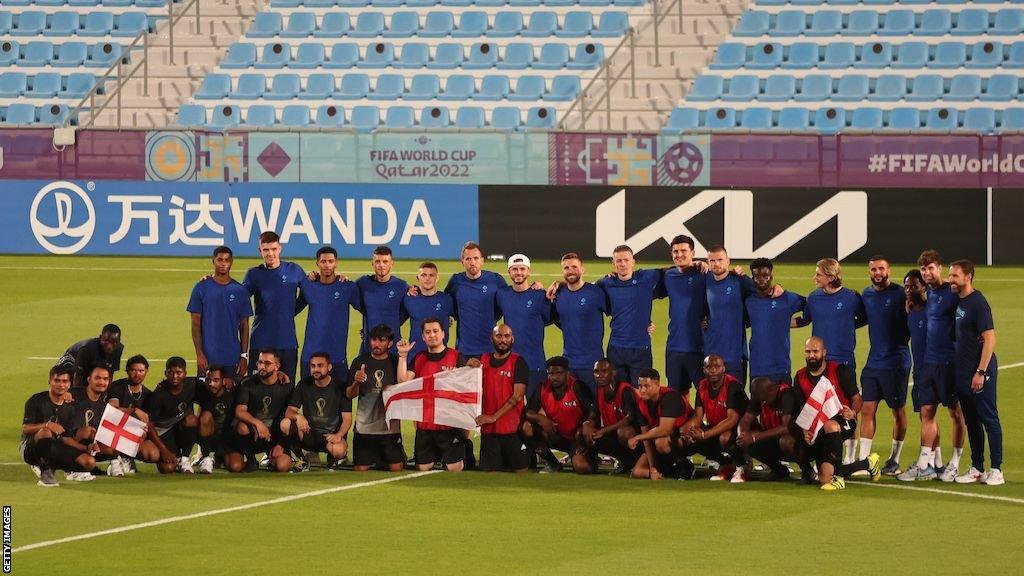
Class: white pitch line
856,481,1024,504
12,470,440,554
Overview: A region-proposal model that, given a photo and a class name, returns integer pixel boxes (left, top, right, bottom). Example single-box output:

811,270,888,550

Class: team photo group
20,231,1004,492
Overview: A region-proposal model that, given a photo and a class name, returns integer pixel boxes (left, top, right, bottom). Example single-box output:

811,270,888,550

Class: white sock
949,447,963,468
917,447,933,469
843,439,856,464
891,440,904,462
859,438,873,459
932,447,944,469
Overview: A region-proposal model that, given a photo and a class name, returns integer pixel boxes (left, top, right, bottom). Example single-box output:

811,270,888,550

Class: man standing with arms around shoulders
549,253,607,394
188,245,252,385
445,242,508,360
296,246,361,381
356,245,409,356
497,253,553,398
597,245,663,386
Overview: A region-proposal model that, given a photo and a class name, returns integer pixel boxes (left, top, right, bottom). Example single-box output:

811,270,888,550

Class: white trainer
939,464,958,483
982,468,1005,486
106,458,125,477
955,467,983,484
177,456,194,474
65,471,96,482
730,465,747,484
197,456,215,474
30,465,42,479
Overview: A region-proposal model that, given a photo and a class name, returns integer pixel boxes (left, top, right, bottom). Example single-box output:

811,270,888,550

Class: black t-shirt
109,378,152,413
289,376,352,433
638,389,685,427
22,391,76,442
487,354,529,385
196,384,237,435
236,375,293,427
70,388,110,434
746,386,803,420
143,379,198,433
695,380,749,413
69,337,124,385
347,354,400,435
804,364,859,401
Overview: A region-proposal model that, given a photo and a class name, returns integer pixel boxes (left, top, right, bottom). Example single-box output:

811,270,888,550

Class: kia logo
30,181,95,254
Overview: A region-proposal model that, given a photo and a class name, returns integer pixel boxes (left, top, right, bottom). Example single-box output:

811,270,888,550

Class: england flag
796,377,843,443
383,366,482,430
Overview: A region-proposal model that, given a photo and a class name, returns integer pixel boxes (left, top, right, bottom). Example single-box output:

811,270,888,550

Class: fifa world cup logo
177,402,187,417
84,410,94,429
373,370,385,392
261,396,273,418
315,397,326,418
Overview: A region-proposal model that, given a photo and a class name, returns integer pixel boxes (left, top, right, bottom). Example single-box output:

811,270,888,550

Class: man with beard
445,242,507,359
196,366,236,474
402,262,455,350
356,245,408,356
550,253,607,394
581,358,639,472
627,369,693,480
188,245,252,384
496,254,553,397
21,365,95,487
477,324,530,472
597,245,663,386
522,356,595,474
681,354,748,482
282,353,352,472
137,357,200,475
297,246,361,381
225,349,294,473
347,325,405,472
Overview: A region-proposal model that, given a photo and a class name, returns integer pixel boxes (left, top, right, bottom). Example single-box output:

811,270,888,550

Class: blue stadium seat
772,11,806,36
43,104,72,125
46,12,80,37
525,106,555,129
1002,108,1024,131
750,42,782,69
477,74,510,100
301,73,334,99
230,74,266,99
784,42,818,68
734,11,769,36
536,43,568,69
499,43,534,69
195,73,231,99
451,11,482,38
706,107,736,129
490,11,523,37
967,41,1002,68
962,108,995,133
0,72,26,98
918,9,952,36
491,106,521,130
844,10,879,35
0,41,20,67
441,74,474,100
833,74,868,101
315,13,350,37
421,106,450,128
222,43,257,69
248,12,283,38
907,74,943,102
307,0,338,6
385,11,420,38
325,43,360,68
351,105,381,132
281,12,316,38
338,0,370,6
246,105,277,127
814,107,845,133
352,12,385,37
952,9,988,36
993,8,1024,35
932,42,967,69
568,42,602,69
887,107,921,130
509,74,544,100
464,42,497,69
101,0,133,6
821,42,855,68
292,43,325,69
559,12,593,37
369,73,404,100
210,105,241,128
711,42,746,69
873,74,907,101
281,104,310,127
335,73,369,98
13,11,46,36
850,107,883,130
455,106,486,128
723,75,759,101
594,12,628,37
762,75,795,101
879,10,913,36
662,107,700,132
53,42,87,67
796,74,832,101
315,104,345,127
0,12,11,36
114,12,148,37
80,12,114,37
856,42,891,68
947,74,981,102
741,107,773,130
255,43,291,68
61,72,95,98
925,107,957,131
408,73,440,99
266,73,301,100
687,75,723,101
358,42,394,68
546,75,580,101
176,104,207,126
893,42,928,69
385,106,416,128
524,12,557,37
807,10,841,36
432,43,464,68
395,42,429,68
26,72,61,97
5,103,36,124
981,74,1019,101
22,41,54,67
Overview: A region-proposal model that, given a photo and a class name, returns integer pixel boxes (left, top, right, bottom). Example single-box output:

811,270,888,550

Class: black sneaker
768,465,792,481
243,458,259,473
37,468,59,487
800,468,817,485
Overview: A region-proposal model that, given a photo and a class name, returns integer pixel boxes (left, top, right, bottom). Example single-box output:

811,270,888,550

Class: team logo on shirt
482,286,489,293
564,400,579,407
499,370,512,377
579,298,587,306
770,300,778,309
228,293,236,302
526,300,533,308
836,302,844,310
956,306,966,319
434,303,442,311
388,290,396,299
281,275,287,283
936,296,944,304
725,286,733,295
631,279,637,285
334,291,341,299
917,320,925,329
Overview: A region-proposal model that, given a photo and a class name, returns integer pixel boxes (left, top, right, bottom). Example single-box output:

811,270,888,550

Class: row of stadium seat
0,11,151,36
689,73,1024,102
0,102,71,124
219,41,603,69
196,71,580,101
712,40,1023,69
754,0,1024,8
247,10,628,39
663,106,1021,133
268,0,644,7
0,40,126,67
176,102,556,129
0,70,96,98
736,8,1024,37
0,0,166,7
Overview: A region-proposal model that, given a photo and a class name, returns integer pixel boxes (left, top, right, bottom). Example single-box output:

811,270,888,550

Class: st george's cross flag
796,377,843,443
383,366,482,430
95,404,147,457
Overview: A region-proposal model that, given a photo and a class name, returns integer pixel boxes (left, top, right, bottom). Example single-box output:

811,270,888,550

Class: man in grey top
347,324,405,472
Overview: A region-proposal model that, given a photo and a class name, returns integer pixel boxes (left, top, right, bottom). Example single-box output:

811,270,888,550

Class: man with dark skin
137,357,199,475
225,349,294,473
195,366,236,474
22,365,96,487
736,377,802,482
627,369,692,480
522,356,595,474
189,246,251,385
681,354,748,482
581,358,639,473
63,324,124,388
347,325,405,473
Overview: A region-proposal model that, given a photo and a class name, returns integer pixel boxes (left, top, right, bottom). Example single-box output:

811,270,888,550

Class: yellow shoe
867,453,881,482
821,476,846,491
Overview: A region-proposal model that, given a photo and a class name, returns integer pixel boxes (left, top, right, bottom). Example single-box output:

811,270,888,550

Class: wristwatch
240,352,249,360
976,368,988,376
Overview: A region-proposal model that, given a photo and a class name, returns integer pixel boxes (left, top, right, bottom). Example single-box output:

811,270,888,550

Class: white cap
507,253,531,269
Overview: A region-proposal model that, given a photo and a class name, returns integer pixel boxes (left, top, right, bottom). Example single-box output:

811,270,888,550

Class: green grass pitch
2,254,1022,574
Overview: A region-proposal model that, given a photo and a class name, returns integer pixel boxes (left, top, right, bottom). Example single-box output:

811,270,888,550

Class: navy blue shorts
724,361,747,386
571,367,597,396
607,345,652,387
751,373,791,389
915,362,958,410
861,366,909,409
665,350,704,393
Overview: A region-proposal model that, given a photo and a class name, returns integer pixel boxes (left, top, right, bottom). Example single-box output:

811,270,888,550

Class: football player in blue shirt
188,246,253,386
704,245,756,384
402,262,454,351
296,246,361,381
445,242,507,359
496,254,552,396
596,245,663,386
355,245,409,356
550,253,607,394
662,235,707,394
745,258,805,387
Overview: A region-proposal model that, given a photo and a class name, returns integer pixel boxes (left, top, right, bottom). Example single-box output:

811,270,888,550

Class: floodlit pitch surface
2,255,1022,574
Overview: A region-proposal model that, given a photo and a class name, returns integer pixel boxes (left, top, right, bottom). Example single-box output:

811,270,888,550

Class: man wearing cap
496,253,553,398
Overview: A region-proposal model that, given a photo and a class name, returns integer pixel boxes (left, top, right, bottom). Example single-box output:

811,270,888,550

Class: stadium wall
2,129,1023,262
